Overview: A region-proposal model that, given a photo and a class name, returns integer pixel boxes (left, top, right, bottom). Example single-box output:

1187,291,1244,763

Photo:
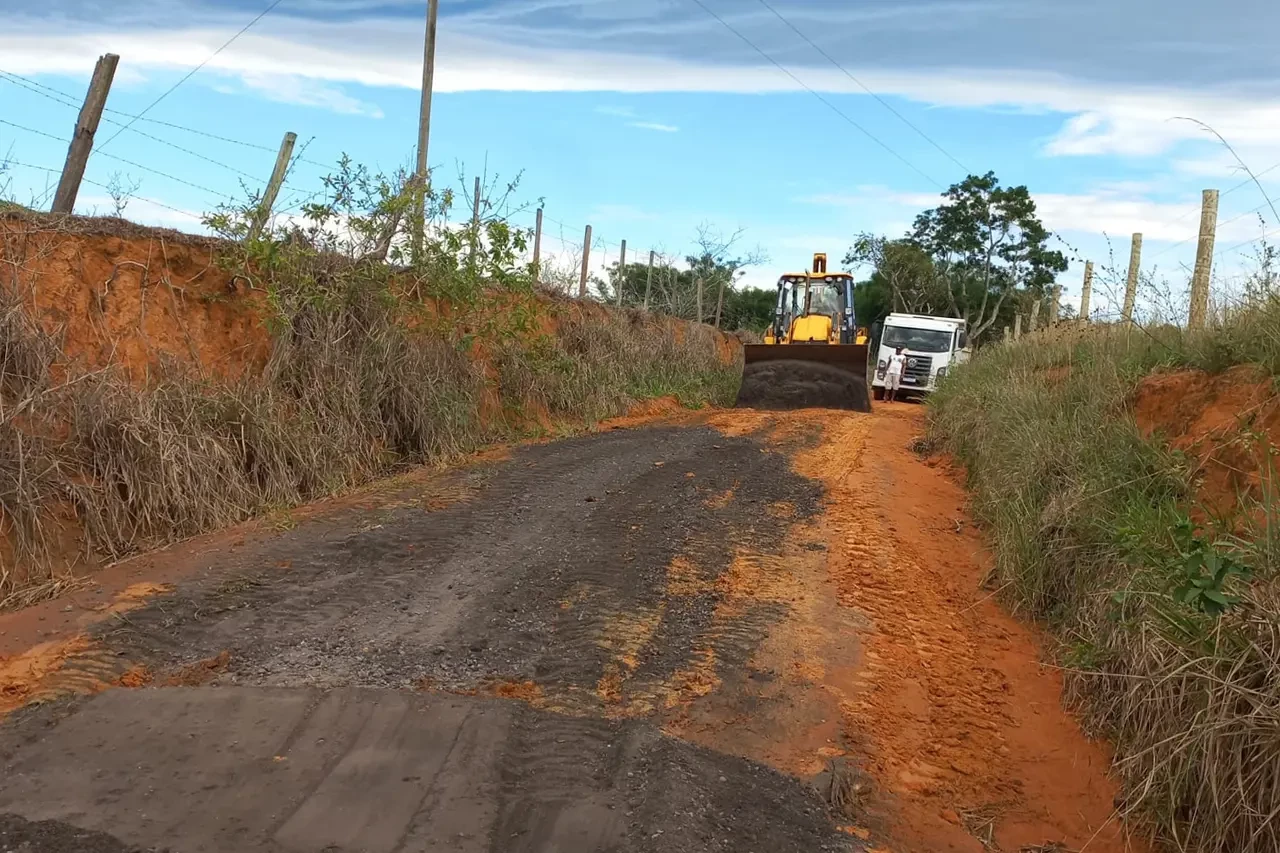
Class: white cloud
627,121,678,133
236,72,384,118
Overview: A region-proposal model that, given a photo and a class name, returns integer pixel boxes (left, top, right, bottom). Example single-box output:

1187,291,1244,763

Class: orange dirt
1,217,270,382
1134,365,1280,519
696,405,1145,853
0,635,95,715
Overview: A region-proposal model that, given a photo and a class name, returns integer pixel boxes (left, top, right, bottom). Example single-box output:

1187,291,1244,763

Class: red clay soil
692,406,1144,852
1134,364,1280,518
1,214,270,382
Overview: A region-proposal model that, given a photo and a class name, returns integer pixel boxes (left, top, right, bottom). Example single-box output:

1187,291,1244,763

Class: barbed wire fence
3,51,1277,338
0,56,752,331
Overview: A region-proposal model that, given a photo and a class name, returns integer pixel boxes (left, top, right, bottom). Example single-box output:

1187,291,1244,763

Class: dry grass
0,219,737,605
930,321,1280,853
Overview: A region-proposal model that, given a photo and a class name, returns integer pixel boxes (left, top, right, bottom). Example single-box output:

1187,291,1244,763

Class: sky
2,0,1279,317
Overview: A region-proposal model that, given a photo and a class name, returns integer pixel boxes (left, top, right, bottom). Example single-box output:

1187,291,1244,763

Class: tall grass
929,309,1280,853
0,210,739,607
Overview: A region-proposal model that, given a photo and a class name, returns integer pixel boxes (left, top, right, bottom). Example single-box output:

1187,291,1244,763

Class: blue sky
3,0,1279,315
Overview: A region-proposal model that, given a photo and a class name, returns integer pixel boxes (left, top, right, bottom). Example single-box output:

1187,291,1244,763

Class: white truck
870,313,970,400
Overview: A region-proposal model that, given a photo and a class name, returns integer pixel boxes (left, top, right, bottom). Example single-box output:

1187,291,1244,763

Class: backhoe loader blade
734,344,872,412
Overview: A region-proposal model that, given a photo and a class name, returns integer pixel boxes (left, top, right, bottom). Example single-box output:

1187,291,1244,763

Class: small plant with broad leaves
1168,516,1252,616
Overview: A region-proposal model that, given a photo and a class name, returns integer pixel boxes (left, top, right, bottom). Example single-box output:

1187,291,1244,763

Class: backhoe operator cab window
806,284,841,317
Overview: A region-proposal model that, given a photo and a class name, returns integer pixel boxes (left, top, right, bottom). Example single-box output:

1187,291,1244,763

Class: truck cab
870,313,969,399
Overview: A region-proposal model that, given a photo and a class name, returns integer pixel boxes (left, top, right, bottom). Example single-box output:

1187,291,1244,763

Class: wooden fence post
696,277,703,324
531,207,542,284
1122,233,1142,323
1079,261,1093,323
52,53,119,214
248,131,296,241
615,240,626,307
1189,189,1219,331
578,225,592,298
643,250,654,310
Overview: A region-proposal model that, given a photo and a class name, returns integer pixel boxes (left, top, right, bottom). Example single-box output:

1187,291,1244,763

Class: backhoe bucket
734,344,872,412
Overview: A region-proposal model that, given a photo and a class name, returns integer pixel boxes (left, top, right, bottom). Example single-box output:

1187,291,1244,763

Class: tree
721,286,776,332
845,234,944,319
908,172,1067,341
594,223,766,327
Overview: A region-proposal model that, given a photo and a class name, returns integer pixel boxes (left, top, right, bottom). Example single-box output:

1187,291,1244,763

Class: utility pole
578,225,592,298
643,250,655,310
1122,233,1142,324
52,53,119,215
532,208,543,285
1189,189,1219,331
412,0,440,263
615,240,627,307
1079,261,1093,323
248,131,296,241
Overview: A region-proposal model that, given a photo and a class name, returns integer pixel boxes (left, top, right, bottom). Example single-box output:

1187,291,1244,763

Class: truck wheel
873,386,885,401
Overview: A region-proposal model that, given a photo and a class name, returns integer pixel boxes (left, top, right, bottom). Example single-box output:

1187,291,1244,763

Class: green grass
928,307,1280,853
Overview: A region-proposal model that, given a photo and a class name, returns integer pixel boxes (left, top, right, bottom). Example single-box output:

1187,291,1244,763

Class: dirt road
0,404,1143,853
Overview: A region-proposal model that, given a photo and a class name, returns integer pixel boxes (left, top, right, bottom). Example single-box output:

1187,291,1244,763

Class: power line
6,159,204,221
751,0,969,175
1148,162,1280,260
95,0,289,151
0,117,235,200
0,68,331,172
685,0,941,188
1219,229,1274,258
1149,195,1276,261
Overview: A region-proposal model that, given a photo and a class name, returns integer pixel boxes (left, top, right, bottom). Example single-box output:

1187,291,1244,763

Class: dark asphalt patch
92,425,822,711
1,423,858,852
0,687,852,853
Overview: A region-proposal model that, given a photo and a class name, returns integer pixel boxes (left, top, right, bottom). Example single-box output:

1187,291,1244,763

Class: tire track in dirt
729,405,1146,853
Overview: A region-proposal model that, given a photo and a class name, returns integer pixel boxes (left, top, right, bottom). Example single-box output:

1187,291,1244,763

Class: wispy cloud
628,121,678,133
237,72,384,117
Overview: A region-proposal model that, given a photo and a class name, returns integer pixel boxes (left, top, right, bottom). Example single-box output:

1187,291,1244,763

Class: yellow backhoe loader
734,253,872,412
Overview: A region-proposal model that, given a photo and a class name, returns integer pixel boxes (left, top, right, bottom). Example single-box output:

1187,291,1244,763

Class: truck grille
902,355,933,385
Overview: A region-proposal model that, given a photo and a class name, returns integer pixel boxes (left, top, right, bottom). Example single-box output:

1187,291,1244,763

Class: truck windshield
883,325,953,353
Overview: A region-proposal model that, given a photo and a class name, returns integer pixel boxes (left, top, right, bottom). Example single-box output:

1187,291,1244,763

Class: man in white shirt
885,346,907,402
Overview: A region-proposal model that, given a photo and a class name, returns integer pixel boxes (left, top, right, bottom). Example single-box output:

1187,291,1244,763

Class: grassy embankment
928,303,1280,853
0,209,739,608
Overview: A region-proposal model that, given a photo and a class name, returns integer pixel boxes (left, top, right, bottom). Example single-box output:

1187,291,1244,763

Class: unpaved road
0,405,1144,853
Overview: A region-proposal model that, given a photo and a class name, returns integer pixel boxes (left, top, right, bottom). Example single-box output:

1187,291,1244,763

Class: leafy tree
845,235,944,319
721,287,776,332
908,171,1067,340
